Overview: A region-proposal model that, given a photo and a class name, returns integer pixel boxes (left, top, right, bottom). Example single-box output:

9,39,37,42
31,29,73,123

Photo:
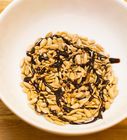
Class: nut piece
40,39,47,47
75,54,81,64
84,109,92,118
71,103,79,109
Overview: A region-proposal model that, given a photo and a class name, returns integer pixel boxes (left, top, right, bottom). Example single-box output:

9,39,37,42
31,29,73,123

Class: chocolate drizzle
36,67,46,74
51,46,70,70
24,76,32,83
50,110,57,116
69,106,103,125
33,81,40,93
42,78,54,91
35,38,43,46
109,58,120,64
26,51,36,65
38,55,49,62
54,88,63,106
40,93,49,106
56,49,69,60
63,105,73,113
53,35,72,45
52,59,63,70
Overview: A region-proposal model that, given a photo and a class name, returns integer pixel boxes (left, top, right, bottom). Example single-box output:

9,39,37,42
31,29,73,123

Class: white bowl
0,0,127,135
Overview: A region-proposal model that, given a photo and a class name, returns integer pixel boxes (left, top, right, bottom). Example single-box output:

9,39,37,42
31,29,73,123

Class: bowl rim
0,0,127,135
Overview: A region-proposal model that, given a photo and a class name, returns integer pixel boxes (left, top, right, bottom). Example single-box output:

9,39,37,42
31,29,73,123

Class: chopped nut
40,39,47,47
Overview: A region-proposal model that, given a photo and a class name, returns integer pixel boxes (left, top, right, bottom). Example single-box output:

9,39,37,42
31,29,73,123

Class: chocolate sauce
53,35,72,45
31,56,36,65
63,80,67,83
33,81,40,93
51,59,63,70
36,67,46,74
82,77,87,82
67,78,81,89
101,63,109,71
52,35,120,65
50,110,57,116
85,106,98,110
99,80,109,101
58,116,69,122
73,79,82,88
34,104,38,112
51,46,71,70
40,93,49,106
38,55,49,62
54,88,63,106
84,47,94,57
31,66,35,75
26,51,36,65
97,108,103,119
35,38,43,46
63,105,73,113
24,76,32,83
95,74,102,86
102,80,109,85
30,47,35,54
97,53,107,60
101,106,106,112
88,95,94,102
85,83,93,94
70,117,99,125
84,47,107,60
49,109,71,123
56,49,69,60
26,51,32,57
42,78,54,91
109,58,120,64
48,105,104,125
42,77,64,107
70,107,103,125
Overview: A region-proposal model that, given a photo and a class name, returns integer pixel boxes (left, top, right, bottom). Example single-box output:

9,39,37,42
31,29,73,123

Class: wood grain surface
0,1,127,140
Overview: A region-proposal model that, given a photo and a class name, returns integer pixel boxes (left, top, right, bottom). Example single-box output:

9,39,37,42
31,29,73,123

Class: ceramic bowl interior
0,0,127,135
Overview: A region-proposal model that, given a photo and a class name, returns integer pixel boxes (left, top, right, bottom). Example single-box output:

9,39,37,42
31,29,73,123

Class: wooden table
0,1,127,140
